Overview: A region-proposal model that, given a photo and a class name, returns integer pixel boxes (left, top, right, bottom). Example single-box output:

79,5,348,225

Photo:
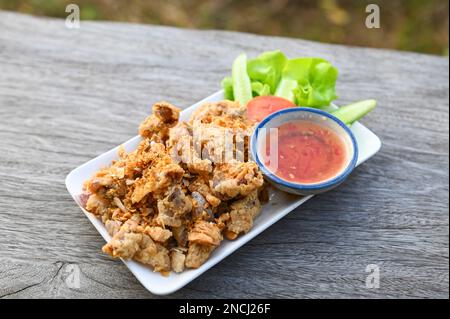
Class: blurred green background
1,0,448,55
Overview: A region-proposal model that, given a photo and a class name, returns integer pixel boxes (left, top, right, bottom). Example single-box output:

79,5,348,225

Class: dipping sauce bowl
251,107,358,195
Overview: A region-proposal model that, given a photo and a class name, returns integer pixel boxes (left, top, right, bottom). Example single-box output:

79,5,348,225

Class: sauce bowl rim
250,107,359,191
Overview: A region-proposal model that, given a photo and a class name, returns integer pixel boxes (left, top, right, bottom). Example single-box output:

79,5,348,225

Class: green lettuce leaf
251,81,271,96
221,76,234,100
221,51,339,108
275,58,338,107
247,50,287,94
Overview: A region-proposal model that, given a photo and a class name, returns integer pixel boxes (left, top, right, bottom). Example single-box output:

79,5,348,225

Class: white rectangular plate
66,90,381,295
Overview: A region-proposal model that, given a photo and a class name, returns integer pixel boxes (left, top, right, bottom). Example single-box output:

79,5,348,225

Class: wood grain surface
0,11,448,299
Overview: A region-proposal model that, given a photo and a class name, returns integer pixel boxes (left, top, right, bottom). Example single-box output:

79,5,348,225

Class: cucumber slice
331,99,377,126
232,53,253,106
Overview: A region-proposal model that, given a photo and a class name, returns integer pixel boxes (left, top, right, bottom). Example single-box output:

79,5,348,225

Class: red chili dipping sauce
263,121,348,184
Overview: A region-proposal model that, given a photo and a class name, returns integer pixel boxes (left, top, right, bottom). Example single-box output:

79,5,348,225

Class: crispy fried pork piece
105,219,122,236
102,218,144,259
187,158,213,175
104,232,143,259
170,248,186,273
212,160,264,199
102,218,171,273
215,212,230,231
190,100,247,126
172,224,188,247
184,221,222,269
156,186,192,227
83,167,125,198
185,243,215,269
85,193,109,217
225,190,262,239
139,102,180,142
188,220,223,246
189,178,221,207
139,116,168,143
145,226,172,243
84,175,114,193
153,101,180,124
131,142,184,203
134,235,171,273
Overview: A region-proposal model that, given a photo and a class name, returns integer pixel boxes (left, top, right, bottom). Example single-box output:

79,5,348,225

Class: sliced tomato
247,96,296,122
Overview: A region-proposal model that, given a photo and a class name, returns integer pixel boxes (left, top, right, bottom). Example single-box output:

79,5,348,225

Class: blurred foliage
0,0,448,55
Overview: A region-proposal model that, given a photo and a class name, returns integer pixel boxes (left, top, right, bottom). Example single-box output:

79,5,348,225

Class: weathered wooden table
0,11,448,299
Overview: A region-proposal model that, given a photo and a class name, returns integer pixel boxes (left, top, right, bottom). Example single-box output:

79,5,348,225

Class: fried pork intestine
83,100,265,275
168,100,255,170
139,101,180,143
212,160,264,198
